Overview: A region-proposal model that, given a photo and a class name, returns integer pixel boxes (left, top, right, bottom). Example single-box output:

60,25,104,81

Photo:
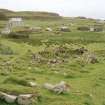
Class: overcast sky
0,0,105,19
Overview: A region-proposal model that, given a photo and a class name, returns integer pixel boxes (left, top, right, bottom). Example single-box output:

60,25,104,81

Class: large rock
0,92,17,103
0,92,39,105
60,26,70,32
17,94,36,105
53,81,70,94
44,81,70,94
0,92,7,99
28,82,37,87
44,83,54,91
4,94,17,103
45,27,53,32
82,52,98,64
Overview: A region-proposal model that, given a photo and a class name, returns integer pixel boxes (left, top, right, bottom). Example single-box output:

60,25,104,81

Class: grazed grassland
0,18,105,105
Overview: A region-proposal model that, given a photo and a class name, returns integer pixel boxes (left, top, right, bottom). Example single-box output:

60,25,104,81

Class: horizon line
0,8,104,20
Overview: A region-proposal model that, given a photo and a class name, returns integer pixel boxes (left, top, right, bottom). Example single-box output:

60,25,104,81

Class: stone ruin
1,17,24,34
8,18,24,28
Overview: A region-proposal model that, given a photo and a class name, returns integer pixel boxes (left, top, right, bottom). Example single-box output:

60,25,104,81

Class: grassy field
0,18,105,105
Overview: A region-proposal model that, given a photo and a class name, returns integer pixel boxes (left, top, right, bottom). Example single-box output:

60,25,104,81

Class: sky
0,0,105,19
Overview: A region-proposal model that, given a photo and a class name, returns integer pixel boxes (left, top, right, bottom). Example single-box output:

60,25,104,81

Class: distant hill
0,9,14,13
0,9,62,20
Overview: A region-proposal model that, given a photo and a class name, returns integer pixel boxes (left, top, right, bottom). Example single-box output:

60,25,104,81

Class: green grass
0,18,105,105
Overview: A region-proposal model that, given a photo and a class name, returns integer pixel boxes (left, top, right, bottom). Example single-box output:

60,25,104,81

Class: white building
7,18,24,28
1,17,24,34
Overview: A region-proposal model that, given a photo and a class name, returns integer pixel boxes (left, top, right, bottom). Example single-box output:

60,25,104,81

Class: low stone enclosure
30,45,98,66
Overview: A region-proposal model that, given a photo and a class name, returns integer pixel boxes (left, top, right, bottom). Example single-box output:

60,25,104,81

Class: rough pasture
0,18,105,105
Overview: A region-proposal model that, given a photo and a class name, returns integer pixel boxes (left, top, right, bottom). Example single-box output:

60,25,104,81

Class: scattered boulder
28,82,37,87
53,81,70,94
87,54,98,64
0,92,17,103
17,94,36,105
82,52,98,64
0,92,7,100
44,83,54,91
45,27,53,32
4,94,17,103
44,81,70,94
0,91,39,105
60,26,70,32
29,27,42,32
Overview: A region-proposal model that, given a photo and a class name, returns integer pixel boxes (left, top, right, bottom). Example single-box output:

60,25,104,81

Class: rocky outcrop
0,92,17,103
44,81,70,94
17,94,36,105
0,92,38,105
